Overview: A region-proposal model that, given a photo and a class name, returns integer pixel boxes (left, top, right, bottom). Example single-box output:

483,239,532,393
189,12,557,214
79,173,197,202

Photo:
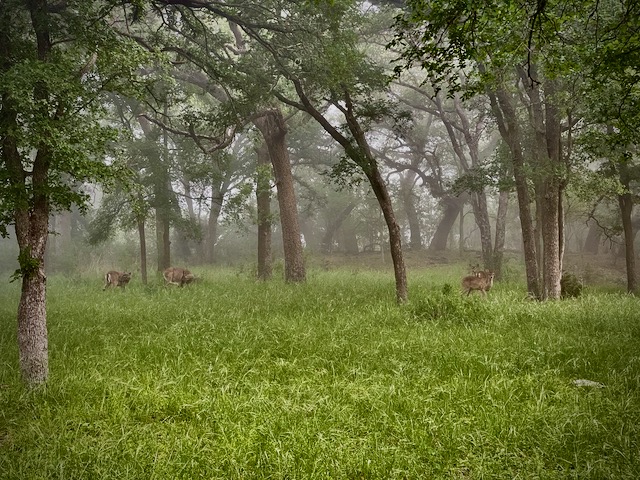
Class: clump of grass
1,268,639,479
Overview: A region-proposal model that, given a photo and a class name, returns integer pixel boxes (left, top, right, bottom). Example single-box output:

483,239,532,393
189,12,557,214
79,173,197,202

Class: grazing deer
103,271,132,290
461,270,495,296
163,267,195,287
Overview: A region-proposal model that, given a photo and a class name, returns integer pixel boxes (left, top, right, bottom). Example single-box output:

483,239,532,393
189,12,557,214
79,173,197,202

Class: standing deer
461,270,495,296
103,271,132,290
163,267,195,287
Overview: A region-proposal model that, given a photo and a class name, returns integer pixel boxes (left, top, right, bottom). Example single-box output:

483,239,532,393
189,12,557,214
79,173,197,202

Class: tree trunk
3,0,52,386
400,172,422,250
322,202,357,253
429,196,464,251
493,190,510,280
138,217,147,285
255,141,273,280
254,109,306,283
366,165,408,303
155,209,170,272
488,82,540,298
618,161,637,294
583,218,602,254
472,192,494,269
205,192,224,263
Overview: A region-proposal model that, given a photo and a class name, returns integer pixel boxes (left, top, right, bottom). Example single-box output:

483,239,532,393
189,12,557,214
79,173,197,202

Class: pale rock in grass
572,379,605,388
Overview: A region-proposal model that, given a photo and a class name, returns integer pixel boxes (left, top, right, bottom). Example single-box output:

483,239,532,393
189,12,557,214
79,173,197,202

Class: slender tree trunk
255,141,273,280
473,192,494,269
366,165,408,303
155,210,170,272
205,193,224,263
493,190,509,279
618,162,637,294
254,109,306,283
138,217,147,285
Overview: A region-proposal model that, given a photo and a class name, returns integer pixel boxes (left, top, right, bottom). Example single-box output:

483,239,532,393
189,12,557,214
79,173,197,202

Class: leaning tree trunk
429,195,465,251
583,218,602,254
255,141,273,281
366,164,408,303
321,202,357,253
254,109,306,283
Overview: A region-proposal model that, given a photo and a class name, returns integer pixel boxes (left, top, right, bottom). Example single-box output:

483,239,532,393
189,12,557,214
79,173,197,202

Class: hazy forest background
2,2,640,477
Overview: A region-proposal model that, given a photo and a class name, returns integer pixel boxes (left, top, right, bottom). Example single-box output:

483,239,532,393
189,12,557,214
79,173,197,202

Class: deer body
462,271,495,296
163,267,195,287
103,271,132,290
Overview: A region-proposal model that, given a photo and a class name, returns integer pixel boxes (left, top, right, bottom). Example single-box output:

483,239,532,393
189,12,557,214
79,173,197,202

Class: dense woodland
1,0,639,387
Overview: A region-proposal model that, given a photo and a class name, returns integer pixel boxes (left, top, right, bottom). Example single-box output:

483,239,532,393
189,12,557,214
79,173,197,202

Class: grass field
1,265,639,479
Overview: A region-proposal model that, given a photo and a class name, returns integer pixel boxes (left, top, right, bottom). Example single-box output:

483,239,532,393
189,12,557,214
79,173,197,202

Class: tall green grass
1,267,639,479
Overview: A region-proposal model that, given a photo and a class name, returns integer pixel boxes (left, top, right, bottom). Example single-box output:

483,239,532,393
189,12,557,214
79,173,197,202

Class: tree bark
255,141,273,280
487,81,540,298
254,109,306,283
1,0,51,386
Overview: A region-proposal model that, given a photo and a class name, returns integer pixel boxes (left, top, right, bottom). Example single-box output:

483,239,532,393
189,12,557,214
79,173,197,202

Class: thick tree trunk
341,227,360,254
3,0,51,386
540,180,562,299
583,218,602,254
322,202,357,253
254,109,306,283
488,83,540,298
429,196,464,251
255,142,273,280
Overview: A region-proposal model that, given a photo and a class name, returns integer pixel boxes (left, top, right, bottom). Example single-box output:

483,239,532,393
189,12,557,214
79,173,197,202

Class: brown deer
461,270,495,296
103,271,132,290
163,267,195,287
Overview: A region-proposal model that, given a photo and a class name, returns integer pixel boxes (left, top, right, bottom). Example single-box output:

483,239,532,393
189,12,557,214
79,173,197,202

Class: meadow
1,264,639,479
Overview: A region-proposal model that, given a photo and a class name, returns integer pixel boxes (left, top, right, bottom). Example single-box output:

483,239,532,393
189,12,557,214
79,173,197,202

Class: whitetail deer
461,270,495,296
163,267,195,287
103,271,132,290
